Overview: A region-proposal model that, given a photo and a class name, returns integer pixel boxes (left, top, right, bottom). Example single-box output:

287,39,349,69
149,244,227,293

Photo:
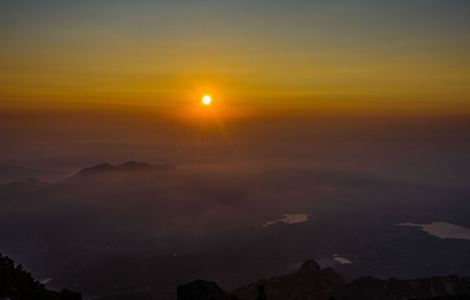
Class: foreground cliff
0,254,82,300
334,275,470,300
178,260,470,300
233,260,344,300
3,253,469,300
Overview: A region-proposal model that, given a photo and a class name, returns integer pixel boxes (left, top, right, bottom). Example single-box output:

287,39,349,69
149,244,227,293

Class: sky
1,0,470,171
1,0,470,117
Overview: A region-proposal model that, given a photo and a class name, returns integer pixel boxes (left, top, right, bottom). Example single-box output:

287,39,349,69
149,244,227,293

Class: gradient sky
1,0,470,116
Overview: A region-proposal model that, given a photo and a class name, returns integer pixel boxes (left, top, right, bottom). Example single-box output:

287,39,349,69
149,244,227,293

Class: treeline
0,254,81,300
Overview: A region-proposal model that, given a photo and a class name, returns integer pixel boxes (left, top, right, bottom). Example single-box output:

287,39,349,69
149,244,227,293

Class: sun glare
202,95,212,106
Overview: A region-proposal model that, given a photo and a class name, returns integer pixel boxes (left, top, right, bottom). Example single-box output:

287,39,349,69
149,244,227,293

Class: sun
202,95,212,106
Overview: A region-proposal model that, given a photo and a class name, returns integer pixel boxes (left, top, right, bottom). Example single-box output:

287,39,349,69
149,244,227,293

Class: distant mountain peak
299,260,321,274
180,260,470,300
74,163,113,176
233,259,345,300
116,161,155,170
73,161,170,178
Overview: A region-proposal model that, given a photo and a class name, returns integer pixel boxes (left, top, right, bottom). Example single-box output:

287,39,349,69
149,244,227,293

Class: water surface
396,222,470,240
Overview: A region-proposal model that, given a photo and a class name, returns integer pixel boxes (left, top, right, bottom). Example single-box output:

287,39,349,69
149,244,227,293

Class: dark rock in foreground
5,251,470,300
0,254,82,300
177,280,238,300
178,260,470,300
334,275,470,300
233,260,344,300
410,296,470,300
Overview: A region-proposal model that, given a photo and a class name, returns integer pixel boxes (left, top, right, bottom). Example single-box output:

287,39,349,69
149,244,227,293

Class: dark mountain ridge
233,260,343,300
73,161,170,177
2,251,470,300
177,260,470,300
333,275,470,300
0,161,171,189
0,254,82,300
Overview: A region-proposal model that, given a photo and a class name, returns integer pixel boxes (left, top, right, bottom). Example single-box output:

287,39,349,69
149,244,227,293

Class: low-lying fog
1,117,470,299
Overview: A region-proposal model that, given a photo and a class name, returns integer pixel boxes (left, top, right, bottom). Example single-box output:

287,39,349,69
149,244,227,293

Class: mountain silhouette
233,260,344,300
3,253,470,300
176,260,470,300
333,275,470,300
73,161,168,177
177,280,238,300
0,253,82,300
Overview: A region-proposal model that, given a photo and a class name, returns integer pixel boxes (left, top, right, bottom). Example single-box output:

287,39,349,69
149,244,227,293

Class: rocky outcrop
233,260,344,300
333,275,470,300
177,280,238,300
0,254,82,300
410,296,470,300
178,260,470,300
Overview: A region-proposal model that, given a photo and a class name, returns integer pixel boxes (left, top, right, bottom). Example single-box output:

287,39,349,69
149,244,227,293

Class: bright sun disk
202,95,212,106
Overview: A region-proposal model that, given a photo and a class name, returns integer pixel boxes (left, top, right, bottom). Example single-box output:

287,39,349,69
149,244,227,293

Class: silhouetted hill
73,161,169,177
334,275,470,300
410,296,470,300
0,254,82,300
177,280,238,300
177,260,470,300
233,260,344,300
